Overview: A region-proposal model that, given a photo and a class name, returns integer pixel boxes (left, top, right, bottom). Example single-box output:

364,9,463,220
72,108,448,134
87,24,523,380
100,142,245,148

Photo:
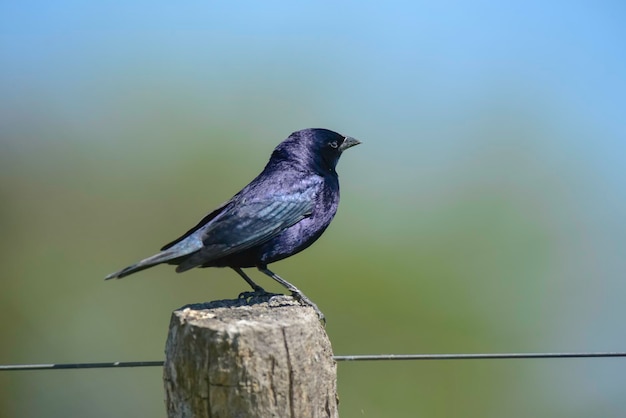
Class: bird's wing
160,201,231,251
175,177,321,271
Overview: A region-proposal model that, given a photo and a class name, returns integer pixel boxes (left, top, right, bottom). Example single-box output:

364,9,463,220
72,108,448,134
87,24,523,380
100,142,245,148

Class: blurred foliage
2,86,625,417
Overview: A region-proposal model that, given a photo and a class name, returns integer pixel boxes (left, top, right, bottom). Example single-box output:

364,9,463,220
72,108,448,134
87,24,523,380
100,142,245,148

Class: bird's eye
329,141,339,149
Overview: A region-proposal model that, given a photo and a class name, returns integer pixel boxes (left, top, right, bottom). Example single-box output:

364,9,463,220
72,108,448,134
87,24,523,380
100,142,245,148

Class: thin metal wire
0,361,164,371
333,352,626,361
2,352,625,371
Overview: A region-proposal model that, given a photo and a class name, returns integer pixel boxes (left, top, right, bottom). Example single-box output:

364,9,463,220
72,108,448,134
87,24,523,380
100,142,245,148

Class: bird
105,128,361,321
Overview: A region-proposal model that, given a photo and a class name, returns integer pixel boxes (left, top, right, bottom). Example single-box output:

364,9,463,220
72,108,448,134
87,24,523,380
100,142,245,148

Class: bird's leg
257,266,325,323
232,267,279,300
232,267,265,293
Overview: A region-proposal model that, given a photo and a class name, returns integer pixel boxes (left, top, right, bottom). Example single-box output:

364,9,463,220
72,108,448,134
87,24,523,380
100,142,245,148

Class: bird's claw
237,291,256,300
238,289,281,303
290,292,326,324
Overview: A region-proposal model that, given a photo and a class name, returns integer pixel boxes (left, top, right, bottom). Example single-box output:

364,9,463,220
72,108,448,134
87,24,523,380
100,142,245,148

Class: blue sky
2,2,624,142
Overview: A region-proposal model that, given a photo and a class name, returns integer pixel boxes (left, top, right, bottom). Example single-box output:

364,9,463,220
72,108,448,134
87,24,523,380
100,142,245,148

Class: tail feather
105,249,185,280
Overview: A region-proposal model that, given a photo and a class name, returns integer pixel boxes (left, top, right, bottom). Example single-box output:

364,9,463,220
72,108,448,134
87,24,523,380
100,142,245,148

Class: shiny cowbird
105,128,361,320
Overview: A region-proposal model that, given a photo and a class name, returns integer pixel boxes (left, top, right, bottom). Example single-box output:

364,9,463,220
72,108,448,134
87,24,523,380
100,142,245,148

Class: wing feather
175,177,320,271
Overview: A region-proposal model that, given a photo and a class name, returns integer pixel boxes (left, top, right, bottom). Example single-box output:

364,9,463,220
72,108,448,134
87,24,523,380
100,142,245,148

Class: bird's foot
291,291,326,324
238,288,281,304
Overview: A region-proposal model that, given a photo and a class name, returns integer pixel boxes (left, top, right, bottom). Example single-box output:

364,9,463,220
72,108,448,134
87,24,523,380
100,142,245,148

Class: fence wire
2,352,625,371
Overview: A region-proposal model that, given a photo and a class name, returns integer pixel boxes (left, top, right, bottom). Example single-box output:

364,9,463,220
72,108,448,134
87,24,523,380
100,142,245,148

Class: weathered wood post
163,296,338,418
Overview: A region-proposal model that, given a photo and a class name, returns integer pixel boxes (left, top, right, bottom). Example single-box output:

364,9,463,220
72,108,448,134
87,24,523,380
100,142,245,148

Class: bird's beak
340,136,362,152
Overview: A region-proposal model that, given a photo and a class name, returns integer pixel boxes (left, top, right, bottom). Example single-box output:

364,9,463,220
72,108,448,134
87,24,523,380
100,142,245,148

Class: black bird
105,128,361,320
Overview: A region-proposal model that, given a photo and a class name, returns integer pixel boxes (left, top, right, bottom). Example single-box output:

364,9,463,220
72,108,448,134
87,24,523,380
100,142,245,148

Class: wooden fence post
163,296,338,418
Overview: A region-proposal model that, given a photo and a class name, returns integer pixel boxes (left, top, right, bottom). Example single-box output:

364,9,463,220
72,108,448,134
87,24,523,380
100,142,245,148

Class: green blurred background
2,1,626,417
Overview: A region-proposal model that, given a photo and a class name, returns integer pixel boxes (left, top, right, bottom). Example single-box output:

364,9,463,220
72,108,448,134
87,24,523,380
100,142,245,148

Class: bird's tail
105,249,186,280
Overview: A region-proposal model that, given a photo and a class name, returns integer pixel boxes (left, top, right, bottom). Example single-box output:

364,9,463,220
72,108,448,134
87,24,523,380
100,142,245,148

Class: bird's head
272,128,361,174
